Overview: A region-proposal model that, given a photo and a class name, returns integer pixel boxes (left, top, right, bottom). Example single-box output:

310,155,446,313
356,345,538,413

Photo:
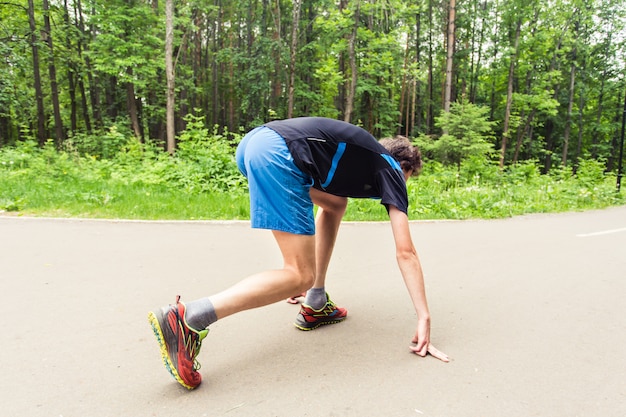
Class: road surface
1,206,625,417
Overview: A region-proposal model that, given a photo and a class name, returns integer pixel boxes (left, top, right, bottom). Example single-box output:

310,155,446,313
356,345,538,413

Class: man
148,117,449,390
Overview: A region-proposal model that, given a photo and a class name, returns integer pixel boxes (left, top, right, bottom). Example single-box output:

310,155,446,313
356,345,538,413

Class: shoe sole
148,310,197,390
294,316,346,331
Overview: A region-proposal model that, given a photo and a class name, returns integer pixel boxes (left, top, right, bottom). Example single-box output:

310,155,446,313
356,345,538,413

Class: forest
1,0,625,175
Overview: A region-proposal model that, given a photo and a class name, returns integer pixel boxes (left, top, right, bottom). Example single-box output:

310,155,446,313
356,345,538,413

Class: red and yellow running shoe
148,296,208,389
294,294,347,331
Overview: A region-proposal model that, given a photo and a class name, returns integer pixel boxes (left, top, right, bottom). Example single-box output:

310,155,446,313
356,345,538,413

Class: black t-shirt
264,117,409,214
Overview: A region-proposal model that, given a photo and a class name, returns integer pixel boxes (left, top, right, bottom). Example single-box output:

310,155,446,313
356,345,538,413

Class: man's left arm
388,206,449,362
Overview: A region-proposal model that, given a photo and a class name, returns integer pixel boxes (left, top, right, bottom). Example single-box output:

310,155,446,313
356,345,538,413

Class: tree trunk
62,0,78,133
616,84,626,191
398,42,409,134
543,119,555,173
470,1,487,103
0,117,8,146
561,61,576,166
125,69,142,140
414,10,423,132
562,16,581,167
43,0,65,145
271,0,282,116
211,1,221,126
76,0,99,129
165,0,175,154
287,0,301,118
593,18,615,160
488,6,500,121
426,0,434,132
542,30,566,173
410,77,417,136
344,0,360,123
513,61,536,163
574,91,584,171
513,110,535,163
193,12,203,115
500,18,521,168
606,88,623,173
399,6,410,133
443,0,456,112
398,7,422,136
27,0,46,145
592,77,606,159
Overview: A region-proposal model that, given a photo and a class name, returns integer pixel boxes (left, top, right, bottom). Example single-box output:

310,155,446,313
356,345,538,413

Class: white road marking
576,227,626,237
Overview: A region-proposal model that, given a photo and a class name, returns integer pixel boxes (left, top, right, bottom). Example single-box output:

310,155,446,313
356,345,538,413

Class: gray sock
184,297,218,331
305,287,327,310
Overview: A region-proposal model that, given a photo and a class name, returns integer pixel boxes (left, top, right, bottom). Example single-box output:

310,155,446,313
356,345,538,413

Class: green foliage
0,118,249,216
313,57,343,119
1,138,622,220
416,102,496,167
2,0,625,178
168,113,246,193
87,0,163,90
401,157,623,220
64,124,132,159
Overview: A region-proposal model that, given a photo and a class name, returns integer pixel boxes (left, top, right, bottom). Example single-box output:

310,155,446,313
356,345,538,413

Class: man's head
379,135,423,179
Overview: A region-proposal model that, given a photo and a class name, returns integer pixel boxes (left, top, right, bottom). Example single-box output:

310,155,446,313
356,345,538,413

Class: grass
0,178,251,220
0,140,624,221
2,170,623,221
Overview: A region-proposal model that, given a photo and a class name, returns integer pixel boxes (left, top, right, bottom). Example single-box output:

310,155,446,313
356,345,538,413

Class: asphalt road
1,206,625,417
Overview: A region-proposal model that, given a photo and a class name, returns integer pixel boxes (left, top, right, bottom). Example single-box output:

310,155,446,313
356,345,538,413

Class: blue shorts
236,126,315,235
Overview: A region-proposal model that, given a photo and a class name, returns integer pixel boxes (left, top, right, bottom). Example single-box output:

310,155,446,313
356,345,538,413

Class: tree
1,0,625,179
42,0,65,144
165,0,175,154
561,19,579,166
443,0,455,113
27,0,46,145
287,0,302,118
500,16,521,168
88,0,163,139
418,101,496,168
343,0,359,123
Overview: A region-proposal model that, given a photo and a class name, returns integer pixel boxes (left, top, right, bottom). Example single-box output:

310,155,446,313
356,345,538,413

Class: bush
64,124,132,159
505,160,541,185
1,125,623,220
416,102,496,168
167,113,246,193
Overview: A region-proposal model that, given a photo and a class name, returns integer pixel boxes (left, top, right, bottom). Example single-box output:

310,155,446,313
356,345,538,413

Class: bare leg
209,230,316,320
292,189,348,329
310,188,347,289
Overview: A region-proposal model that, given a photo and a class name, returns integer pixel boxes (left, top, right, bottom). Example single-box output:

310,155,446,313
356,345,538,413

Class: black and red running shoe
294,294,347,331
148,296,208,389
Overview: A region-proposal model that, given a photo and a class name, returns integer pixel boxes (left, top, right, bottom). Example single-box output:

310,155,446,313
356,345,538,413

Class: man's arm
388,206,449,362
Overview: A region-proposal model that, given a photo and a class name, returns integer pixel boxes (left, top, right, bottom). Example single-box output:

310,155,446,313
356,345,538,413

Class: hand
409,342,449,362
409,319,450,362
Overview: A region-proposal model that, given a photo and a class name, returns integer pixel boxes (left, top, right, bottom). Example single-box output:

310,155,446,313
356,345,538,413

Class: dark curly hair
379,135,423,177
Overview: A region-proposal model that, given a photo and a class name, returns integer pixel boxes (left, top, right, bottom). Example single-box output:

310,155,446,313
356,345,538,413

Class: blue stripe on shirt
321,142,347,188
381,153,401,171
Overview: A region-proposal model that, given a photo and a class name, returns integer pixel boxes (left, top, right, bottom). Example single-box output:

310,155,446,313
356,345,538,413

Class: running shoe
148,295,208,389
294,293,347,331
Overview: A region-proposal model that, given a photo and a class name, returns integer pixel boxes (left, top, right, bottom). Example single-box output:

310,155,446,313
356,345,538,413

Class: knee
328,197,348,215
311,189,348,216
294,269,315,293
320,197,347,219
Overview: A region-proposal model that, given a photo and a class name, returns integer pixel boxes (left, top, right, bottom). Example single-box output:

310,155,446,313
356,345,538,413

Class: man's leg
293,189,348,330
209,231,316,319
149,231,316,389
285,189,346,305
310,188,348,291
